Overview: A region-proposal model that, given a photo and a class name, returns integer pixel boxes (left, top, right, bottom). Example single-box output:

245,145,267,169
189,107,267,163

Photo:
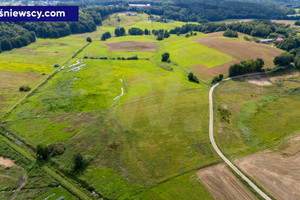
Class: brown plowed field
104,41,158,51
191,36,282,78
197,164,257,200
235,134,300,200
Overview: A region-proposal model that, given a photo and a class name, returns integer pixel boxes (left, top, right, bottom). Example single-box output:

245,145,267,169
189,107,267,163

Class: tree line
169,20,295,39
0,22,36,53
229,58,265,77
70,0,298,22
20,11,97,39
274,36,300,70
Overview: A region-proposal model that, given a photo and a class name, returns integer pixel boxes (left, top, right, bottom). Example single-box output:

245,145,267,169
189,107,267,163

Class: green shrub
19,86,31,92
49,143,66,157
188,72,199,83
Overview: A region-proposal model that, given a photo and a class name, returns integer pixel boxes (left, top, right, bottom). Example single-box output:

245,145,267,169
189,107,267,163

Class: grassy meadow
0,36,87,117
214,71,300,159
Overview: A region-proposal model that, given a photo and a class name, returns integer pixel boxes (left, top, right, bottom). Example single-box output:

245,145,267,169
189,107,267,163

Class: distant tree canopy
223,29,238,38
273,52,294,67
169,20,295,39
276,37,300,51
128,27,144,35
22,11,97,39
0,22,36,53
101,32,112,41
229,58,264,77
61,0,298,22
115,27,126,36
141,0,297,22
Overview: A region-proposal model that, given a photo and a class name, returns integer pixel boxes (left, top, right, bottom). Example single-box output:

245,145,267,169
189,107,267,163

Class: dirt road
209,74,271,200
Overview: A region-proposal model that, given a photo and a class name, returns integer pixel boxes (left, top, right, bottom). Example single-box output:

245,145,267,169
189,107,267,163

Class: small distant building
276,38,284,41
260,39,273,44
129,4,150,7
126,12,137,16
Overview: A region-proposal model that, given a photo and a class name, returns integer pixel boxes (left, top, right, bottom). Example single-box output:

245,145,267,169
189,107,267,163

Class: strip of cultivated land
197,164,257,200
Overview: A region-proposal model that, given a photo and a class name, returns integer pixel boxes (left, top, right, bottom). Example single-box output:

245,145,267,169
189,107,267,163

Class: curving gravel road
209,76,272,200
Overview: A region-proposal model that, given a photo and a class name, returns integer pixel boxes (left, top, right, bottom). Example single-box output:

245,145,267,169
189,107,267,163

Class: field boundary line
209,72,272,200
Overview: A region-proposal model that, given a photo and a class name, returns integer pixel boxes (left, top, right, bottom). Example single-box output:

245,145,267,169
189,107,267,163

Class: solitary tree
188,72,200,83
86,37,92,43
161,52,170,62
36,144,50,160
73,153,86,171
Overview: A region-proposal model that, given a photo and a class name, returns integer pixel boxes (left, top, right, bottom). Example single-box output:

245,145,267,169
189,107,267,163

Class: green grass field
2,32,221,198
214,73,300,159
0,12,297,200
0,36,87,117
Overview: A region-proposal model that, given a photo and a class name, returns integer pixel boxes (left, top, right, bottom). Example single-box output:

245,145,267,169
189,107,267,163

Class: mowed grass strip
82,39,156,58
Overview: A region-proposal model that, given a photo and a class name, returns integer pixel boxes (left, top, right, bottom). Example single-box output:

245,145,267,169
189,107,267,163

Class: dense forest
274,36,300,69
0,22,36,53
1,0,299,53
59,0,299,22
19,11,98,38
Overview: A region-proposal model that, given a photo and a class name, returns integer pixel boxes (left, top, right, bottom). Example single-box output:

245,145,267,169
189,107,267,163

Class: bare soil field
223,19,253,24
242,74,272,86
197,164,257,200
0,157,16,168
104,41,158,52
191,37,282,77
235,134,300,200
189,62,235,79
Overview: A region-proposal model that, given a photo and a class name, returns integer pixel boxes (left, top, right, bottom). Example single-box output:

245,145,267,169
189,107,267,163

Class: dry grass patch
104,41,158,52
235,135,300,200
0,157,16,168
242,74,272,86
197,164,257,200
